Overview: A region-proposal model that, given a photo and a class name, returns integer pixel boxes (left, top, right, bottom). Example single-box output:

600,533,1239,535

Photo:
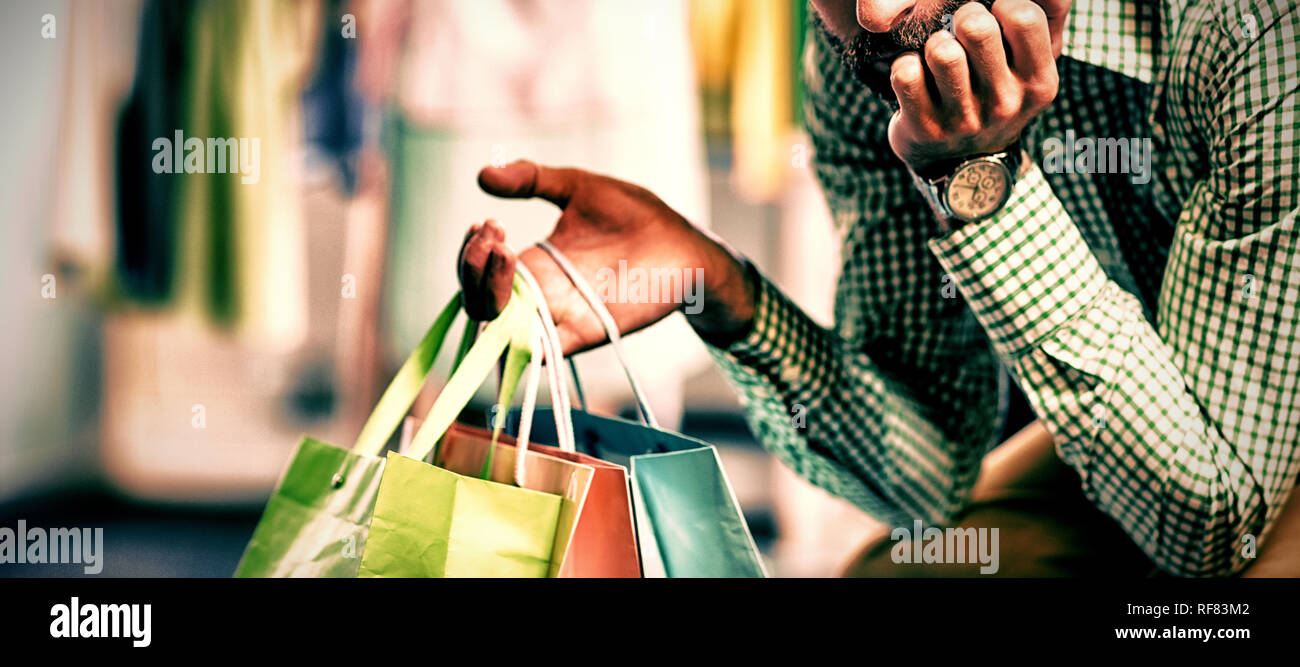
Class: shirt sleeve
928,5,1300,576
707,29,1004,528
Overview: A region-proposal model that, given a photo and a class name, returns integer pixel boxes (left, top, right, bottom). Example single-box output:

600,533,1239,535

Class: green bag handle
441,301,526,480
351,293,463,458
451,315,479,375
406,277,538,464
478,305,535,479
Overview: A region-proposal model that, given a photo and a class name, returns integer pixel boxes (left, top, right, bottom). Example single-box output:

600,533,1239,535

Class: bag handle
405,279,536,463
514,261,576,454
477,304,537,480
351,293,462,458
506,320,550,486
494,261,580,485
533,241,659,427
405,265,579,487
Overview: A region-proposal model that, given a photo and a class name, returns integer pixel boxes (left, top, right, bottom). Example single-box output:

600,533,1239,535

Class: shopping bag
438,423,639,578
512,407,765,578
357,273,595,577
232,435,386,577
504,241,767,578
403,420,640,578
415,425,594,577
235,289,517,577
399,275,639,578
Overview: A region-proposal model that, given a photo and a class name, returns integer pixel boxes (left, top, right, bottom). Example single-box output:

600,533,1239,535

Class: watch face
945,159,1011,221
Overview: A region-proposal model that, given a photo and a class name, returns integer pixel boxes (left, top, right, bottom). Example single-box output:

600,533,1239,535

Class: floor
0,410,779,578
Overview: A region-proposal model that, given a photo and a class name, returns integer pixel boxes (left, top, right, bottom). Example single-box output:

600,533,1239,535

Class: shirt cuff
710,270,834,388
927,164,1111,359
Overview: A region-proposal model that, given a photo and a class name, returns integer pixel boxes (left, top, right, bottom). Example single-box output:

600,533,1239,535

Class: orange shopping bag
403,419,641,578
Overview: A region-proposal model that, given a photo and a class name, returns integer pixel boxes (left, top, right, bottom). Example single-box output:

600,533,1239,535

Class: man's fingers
484,243,516,318
458,223,493,283
953,2,1015,97
924,30,977,126
890,52,937,124
458,221,516,320
458,222,482,269
458,219,503,263
994,0,1055,86
1033,0,1072,58
477,160,581,209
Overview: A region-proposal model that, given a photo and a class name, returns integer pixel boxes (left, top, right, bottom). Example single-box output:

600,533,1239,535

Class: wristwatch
912,143,1023,226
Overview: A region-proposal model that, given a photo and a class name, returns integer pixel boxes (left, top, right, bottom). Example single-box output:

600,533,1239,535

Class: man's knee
842,497,1154,578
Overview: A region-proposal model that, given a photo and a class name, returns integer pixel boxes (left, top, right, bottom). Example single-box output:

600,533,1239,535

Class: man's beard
816,0,995,103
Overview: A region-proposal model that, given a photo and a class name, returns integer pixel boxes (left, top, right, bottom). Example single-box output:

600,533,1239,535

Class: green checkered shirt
710,0,1300,576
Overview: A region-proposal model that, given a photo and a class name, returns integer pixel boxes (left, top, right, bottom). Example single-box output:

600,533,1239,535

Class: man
458,0,1299,576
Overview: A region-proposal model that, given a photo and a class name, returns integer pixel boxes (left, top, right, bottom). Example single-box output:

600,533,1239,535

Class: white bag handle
509,261,578,486
516,260,575,452
534,241,659,427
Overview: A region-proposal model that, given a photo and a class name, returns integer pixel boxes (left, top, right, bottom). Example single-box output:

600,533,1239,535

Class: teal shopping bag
504,241,767,578
234,291,523,577
514,407,766,578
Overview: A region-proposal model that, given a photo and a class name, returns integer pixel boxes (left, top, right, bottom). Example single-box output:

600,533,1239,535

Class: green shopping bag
234,289,526,577
357,272,593,578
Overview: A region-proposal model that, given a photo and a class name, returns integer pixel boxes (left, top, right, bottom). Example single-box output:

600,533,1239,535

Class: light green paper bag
357,452,564,578
234,289,529,577
232,436,387,577
358,277,591,578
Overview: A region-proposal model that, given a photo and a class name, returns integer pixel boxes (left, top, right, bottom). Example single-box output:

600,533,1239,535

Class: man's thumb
478,160,578,208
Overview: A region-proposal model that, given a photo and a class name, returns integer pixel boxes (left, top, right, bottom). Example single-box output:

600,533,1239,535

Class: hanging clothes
48,0,141,294
301,0,366,194
689,0,806,202
114,0,194,304
178,0,316,347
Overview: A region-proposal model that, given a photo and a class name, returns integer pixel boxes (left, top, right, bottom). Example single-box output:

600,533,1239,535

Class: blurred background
0,0,886,577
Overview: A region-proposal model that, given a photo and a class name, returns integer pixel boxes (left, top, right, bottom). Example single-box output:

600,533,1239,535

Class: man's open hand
459,161,757,354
